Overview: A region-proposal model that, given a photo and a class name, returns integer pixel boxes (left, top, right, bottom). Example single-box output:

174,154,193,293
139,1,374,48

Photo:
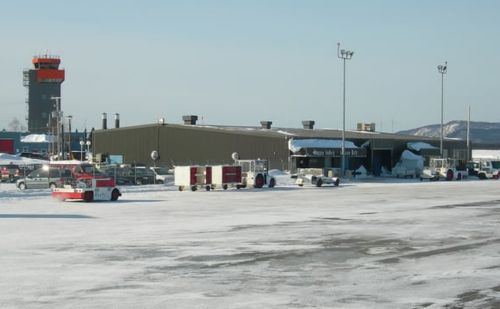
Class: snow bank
392,150,424,177
0,153,49,166
400,150,424,161
288,139,358,152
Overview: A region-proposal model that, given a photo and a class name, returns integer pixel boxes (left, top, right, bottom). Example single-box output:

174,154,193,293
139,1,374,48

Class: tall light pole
86,140,91,161
51,96,62,158
467,106,471,162
79,140,84,162
437,61,447,158
66,115,72,159
337,42,354,176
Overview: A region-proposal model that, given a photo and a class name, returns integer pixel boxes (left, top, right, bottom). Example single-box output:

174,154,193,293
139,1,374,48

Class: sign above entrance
305,148,366,157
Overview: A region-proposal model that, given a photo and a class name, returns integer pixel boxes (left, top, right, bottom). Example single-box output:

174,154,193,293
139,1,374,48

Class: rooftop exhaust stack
260,121,272,129
183,115,198,125
114,113,120,129
302,120,315,130
102,113,107,130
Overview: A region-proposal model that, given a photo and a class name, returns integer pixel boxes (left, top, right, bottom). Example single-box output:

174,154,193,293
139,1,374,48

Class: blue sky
1,0,499,132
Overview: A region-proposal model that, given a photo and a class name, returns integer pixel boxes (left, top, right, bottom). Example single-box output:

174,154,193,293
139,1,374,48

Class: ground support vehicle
211,165,242,190
420,158,466,181
475,160,500,180
175,166,213,191
234,159,275,188
295,168,340,187
52,177,121,202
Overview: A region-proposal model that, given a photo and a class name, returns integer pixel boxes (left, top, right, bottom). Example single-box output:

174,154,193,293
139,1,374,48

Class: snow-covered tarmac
1,178,500,308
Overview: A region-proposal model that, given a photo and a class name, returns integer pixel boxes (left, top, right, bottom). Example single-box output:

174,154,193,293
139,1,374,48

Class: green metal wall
93,125,290,169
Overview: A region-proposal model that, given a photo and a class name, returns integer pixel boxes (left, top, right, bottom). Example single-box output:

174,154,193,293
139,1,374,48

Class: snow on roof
276,130,295,136
0,153,49,166
20,134,54,143
288,138,358,152
472,150,500,160
407,142,438,151
400,150,424,161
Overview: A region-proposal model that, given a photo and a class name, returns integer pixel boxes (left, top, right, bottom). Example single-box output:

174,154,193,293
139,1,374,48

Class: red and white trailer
52,177,121,202
211,165,242,190
174,166,212,191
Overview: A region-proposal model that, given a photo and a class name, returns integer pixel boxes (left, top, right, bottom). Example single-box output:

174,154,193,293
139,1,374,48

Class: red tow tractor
52,177,121,202
48,160,121,202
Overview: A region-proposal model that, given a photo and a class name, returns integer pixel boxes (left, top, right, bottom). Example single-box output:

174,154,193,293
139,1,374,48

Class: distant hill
397,121,500,145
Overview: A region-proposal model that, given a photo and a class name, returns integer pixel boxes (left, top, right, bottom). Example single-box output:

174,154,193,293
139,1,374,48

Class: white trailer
211,165,242,190
174,166,212,191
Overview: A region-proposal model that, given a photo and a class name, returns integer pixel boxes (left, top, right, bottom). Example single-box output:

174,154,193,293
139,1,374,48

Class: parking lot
1,179,500,308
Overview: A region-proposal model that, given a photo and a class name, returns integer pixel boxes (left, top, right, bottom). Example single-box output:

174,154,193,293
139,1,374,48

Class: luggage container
211,165,242,190
174,166,212,191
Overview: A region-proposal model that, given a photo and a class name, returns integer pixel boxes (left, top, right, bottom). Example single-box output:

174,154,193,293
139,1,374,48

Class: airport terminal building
92,116,469,175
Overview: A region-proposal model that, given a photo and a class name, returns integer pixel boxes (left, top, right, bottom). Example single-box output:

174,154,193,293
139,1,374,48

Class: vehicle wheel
223,184,228,190
111,189,120,201
316,178,323,187
268,178,276,188
254,174,264,188
236,184,241,189
334,178,340,187
191,186,197,192
84,191,94,202
49,182,57,190
178,186,184,191
479,173,487,180
136,179,143,185
157,180,164,184
205,185,211,191
18,182,26,190
446,169,454,181
298,184,304,187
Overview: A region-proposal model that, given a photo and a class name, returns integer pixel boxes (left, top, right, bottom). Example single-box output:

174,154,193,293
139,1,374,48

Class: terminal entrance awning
288,138,366,157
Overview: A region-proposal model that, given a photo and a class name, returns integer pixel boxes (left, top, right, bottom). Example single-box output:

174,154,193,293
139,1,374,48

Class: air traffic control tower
23,56,65,133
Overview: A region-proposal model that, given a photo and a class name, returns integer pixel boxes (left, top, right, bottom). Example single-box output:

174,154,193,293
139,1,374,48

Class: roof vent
260,121,272,129
114,113,120,129
102,113,107,130
302,120,315,130
357,122,376,132
183,115,198,125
